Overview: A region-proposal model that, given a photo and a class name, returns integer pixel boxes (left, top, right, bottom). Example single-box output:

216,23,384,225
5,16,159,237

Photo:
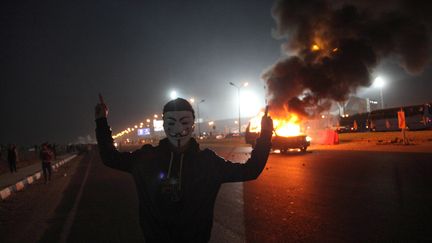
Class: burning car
245,111,311,153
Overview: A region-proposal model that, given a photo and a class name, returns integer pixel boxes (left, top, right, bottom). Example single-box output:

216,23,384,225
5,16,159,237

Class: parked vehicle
369,103,432,131
337,112,370,133
245,124,311,153
337,103,432,132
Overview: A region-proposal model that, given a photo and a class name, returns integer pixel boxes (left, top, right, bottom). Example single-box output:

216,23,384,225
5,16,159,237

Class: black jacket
95,118,271,242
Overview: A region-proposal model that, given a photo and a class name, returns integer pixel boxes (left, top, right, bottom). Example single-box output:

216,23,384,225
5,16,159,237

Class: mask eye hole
168,122,175,126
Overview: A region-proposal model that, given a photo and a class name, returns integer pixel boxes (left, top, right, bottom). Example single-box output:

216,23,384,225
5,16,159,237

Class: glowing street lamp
374,76,385,109
229,81,249,134
170,90,178,100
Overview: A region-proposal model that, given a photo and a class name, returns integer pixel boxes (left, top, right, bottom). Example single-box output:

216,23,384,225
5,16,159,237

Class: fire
311,44,320,51
273,115,301,137
248,111,303,137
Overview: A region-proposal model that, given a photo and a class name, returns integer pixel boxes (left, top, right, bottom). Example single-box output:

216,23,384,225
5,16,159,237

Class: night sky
1,0,431,145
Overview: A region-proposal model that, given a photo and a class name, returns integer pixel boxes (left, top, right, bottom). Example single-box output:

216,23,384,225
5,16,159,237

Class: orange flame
311,44,320,51
249,110,303,137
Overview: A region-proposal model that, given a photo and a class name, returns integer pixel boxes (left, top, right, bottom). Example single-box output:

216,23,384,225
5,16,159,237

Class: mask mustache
169,129,189,138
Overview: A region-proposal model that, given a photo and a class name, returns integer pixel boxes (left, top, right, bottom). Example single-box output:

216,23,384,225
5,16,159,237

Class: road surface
1,144,432,242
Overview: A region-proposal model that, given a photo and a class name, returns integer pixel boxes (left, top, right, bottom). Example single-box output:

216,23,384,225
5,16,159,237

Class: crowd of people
0,143,63,184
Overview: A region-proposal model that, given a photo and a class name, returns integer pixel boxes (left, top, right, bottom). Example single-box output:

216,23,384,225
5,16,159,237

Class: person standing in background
7,144,18,173
40,143,54,183
51,144,57,160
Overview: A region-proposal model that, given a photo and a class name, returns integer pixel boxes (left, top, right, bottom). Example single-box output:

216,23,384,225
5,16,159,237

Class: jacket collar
158,137,200,155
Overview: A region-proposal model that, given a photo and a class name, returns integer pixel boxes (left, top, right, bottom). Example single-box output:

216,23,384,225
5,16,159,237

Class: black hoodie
95,117,272,242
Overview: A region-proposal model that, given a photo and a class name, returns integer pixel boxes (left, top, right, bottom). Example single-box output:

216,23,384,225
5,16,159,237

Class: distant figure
95,95,273,242
34,144,38,159
7,144,18,173
51,144,57,159
40,143,54,183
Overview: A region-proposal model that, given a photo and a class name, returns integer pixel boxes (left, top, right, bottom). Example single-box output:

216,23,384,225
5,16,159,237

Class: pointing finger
264,105,269,117
98,93,105,104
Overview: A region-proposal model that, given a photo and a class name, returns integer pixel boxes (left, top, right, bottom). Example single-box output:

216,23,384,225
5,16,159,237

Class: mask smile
169,129,189,138
163,111,195,149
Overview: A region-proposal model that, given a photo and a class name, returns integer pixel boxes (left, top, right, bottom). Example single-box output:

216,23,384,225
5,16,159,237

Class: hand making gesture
95,93,109,119
261,105,274,134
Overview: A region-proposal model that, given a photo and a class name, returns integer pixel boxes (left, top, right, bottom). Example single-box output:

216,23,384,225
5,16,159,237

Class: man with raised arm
95,95,273,243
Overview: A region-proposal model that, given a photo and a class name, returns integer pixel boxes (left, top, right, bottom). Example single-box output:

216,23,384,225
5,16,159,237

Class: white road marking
59,152,94,243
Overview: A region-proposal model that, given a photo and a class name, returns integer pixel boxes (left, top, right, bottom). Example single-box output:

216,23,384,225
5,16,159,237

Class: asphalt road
1,144,432,242
243,149,432,242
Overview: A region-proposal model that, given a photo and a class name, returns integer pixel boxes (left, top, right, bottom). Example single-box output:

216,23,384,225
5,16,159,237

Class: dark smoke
263,0,432,117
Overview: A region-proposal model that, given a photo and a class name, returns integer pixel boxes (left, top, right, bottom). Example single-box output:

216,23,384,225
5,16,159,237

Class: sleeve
95,117,136,173
213,130,272,183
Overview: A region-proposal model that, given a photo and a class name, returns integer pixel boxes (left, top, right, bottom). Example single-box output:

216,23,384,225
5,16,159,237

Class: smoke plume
263,0,432,117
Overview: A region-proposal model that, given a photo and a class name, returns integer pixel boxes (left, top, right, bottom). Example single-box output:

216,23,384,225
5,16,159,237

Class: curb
0,154,78,201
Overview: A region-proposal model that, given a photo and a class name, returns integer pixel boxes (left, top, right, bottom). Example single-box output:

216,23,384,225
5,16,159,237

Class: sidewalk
0,154,78,200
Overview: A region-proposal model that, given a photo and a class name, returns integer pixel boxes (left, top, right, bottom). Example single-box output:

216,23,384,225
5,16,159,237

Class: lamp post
379,86,384,109
196,99,205,136
229,81,248,134
374,77,385,109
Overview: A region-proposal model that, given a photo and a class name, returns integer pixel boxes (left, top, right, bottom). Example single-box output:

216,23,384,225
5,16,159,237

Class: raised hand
261,105,273,133
95,93,109,119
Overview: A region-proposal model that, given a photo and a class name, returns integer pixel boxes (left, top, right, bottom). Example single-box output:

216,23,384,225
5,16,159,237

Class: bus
369,103,432,131
338,112,370,133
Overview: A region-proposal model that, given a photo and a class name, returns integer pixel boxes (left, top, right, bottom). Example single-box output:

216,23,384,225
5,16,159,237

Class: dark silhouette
51,144,57,159
95,96,273,242
40,143,54,183
7,144,18,173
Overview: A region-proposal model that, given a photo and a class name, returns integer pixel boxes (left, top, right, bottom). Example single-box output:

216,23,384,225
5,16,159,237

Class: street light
170,90,178,100
196,99,205,136
374,77,385,109
229,81,249,134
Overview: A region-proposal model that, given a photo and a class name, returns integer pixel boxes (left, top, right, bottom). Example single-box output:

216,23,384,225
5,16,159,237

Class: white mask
163,111,195,149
